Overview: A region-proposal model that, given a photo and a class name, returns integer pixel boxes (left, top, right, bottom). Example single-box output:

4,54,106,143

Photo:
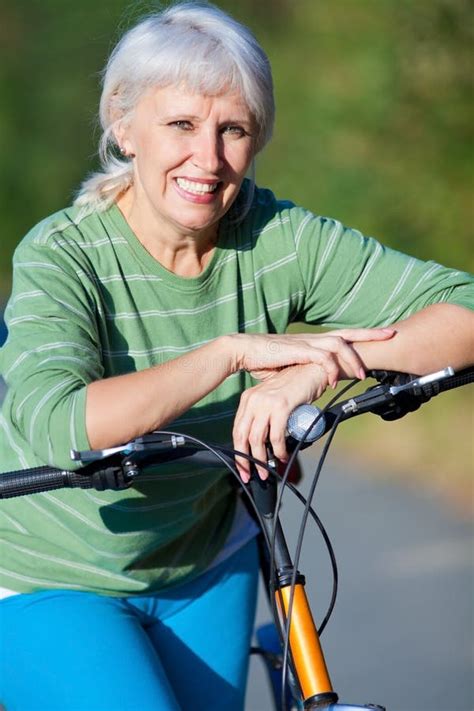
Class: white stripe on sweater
331,243,383,321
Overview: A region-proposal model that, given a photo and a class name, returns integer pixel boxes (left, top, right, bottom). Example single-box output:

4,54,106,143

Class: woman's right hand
229,328,395,387
232,362,329,481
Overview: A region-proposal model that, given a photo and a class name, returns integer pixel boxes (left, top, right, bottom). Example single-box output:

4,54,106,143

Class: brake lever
388,367,454,396
71,434,186,463
70,444,135,463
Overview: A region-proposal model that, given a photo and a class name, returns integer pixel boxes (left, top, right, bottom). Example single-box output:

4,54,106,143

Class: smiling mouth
175,178,221,195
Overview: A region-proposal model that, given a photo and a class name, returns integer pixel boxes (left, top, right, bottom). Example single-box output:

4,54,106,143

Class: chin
175,211,221,232
171,217,214,234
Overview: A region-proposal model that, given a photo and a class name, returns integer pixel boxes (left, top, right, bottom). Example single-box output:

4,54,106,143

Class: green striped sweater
1,184,473,595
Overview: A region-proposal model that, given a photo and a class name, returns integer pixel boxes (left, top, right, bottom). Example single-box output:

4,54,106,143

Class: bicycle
1,366,472,710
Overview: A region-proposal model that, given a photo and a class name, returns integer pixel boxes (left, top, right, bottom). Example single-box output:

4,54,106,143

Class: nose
192,129,224,174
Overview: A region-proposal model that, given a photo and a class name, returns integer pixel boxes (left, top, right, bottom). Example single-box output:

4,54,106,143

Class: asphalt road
245,449,473,711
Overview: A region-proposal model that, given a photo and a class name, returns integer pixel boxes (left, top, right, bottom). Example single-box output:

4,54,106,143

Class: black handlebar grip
0,467,95,499
414,367,474,402
436,367,474,394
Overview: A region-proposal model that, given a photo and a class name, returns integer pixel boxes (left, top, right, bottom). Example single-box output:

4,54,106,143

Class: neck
116,188,219,277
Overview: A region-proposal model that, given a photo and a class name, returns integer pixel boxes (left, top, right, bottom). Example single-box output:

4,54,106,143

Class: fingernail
383,328,395,334
259,469,268,481
359,367,366,380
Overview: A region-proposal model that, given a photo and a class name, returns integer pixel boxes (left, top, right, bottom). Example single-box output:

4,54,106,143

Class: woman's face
118,84,256,242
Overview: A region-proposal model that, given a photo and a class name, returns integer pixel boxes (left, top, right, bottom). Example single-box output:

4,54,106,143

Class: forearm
354,303,474,375
86,336,234,449
84,326,392,450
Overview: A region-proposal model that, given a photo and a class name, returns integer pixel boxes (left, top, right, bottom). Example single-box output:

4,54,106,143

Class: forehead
138,84,254,121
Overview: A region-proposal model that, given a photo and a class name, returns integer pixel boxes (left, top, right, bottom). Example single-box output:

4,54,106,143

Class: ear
113,120,134,157
109,94,135,156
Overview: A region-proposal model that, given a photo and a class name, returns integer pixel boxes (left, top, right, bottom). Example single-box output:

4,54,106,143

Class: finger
324,327,395,342
244,336,342,372
233,435,251,483
249,368,280,381
308,350,340,388
337,351,366,380
298,335,366,380
248,419,271,480
326,336,366,380
268,413,290,464
232,401,253,483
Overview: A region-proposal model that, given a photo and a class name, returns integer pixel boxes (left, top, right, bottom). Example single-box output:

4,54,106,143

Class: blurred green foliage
1,0,473,296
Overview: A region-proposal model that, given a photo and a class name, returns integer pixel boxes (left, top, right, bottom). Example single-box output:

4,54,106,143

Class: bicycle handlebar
1,365,472,499
0,463,133,499
0,445,239,499
305,366,473,439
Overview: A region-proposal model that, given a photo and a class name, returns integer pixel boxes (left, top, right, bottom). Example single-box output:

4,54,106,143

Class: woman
0,3,472,710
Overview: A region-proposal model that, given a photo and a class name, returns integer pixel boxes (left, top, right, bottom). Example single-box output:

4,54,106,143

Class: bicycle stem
249,472,339,709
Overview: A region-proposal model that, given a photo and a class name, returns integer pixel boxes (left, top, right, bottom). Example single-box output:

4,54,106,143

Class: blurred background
0,0,473,508
1,2,473,708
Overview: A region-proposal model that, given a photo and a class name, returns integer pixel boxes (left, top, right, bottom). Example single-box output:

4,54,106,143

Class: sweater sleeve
0,235,103,470
287,210,474,327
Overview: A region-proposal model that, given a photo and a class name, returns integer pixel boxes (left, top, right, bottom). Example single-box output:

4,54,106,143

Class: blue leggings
0,539,258,711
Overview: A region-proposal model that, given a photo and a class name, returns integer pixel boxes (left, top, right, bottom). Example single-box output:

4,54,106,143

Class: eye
169,120,193,131
221,125,248,138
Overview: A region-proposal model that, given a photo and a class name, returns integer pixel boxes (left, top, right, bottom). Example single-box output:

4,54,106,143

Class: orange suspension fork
276,572,336,707
249,471,339,709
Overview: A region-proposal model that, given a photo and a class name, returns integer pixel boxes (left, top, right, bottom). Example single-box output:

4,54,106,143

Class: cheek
226,145,254,178
135,142,181,179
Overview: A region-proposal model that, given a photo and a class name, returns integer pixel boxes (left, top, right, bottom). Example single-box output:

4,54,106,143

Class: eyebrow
159,114,201,121
158,113,253,127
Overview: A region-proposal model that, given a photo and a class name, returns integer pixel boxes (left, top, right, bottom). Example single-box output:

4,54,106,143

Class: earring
119,145,135,159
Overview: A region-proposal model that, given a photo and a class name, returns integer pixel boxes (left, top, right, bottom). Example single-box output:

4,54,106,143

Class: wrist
351,341,383,374
278,363,327,402
305,362,328,394
217,334,242,375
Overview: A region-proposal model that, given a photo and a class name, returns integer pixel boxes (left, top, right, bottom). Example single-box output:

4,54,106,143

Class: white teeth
176,178,218,194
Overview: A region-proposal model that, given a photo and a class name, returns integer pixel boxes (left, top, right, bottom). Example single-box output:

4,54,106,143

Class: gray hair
74,1,275,213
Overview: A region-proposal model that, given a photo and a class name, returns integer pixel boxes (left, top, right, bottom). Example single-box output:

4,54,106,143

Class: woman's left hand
232,363,329,482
